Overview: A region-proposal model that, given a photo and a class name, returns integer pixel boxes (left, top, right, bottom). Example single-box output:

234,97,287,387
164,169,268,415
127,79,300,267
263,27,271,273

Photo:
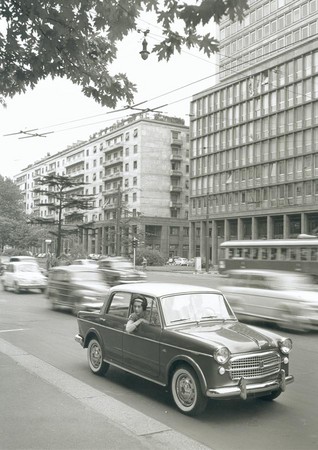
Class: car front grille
229,351,281,380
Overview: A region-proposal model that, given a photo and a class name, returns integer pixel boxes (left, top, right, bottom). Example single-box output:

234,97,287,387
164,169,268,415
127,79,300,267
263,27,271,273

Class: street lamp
138,29,150,60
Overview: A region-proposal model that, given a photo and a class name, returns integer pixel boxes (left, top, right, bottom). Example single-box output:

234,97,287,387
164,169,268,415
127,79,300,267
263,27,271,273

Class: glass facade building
189,0,318,266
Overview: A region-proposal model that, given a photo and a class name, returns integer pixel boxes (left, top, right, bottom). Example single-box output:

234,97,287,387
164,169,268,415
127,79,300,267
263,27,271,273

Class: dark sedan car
75,283,294,416
98,256,146,286
47,265,110,315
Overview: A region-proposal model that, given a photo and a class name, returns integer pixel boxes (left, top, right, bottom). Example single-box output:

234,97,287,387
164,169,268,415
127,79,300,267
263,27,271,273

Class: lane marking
0,328,26,333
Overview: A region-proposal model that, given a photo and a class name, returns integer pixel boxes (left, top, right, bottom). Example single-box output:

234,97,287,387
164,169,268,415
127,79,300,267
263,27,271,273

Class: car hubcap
176,374,195,407
90,343,101,369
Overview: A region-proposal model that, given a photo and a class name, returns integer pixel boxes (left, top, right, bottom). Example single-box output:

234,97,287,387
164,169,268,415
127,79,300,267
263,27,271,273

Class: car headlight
279,338,293,354
214,347,230,364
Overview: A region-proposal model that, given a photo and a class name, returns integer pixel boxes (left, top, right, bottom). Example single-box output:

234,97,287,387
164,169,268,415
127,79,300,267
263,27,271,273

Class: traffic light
132,238,138,248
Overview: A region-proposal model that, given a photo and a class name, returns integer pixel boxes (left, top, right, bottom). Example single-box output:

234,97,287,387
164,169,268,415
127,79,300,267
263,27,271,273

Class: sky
0,16,219,179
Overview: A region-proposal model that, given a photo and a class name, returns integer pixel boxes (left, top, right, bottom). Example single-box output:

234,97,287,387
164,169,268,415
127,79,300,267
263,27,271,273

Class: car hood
118,269,146,277
74,282,108,294
174,321,278,353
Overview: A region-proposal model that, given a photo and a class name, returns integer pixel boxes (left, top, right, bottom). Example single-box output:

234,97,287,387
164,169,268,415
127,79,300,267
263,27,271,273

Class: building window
170,227,179,236
133,145,138,153
133,128,138,137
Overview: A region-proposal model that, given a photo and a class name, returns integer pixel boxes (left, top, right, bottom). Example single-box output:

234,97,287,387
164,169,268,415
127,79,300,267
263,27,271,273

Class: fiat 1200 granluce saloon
75,283,294,416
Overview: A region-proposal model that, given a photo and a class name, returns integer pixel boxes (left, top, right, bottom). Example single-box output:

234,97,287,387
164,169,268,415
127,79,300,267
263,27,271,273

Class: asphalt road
1,271,317,450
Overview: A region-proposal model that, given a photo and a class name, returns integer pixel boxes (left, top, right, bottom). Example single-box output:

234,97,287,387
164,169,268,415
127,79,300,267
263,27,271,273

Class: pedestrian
125,297,148,333
142,256,147,270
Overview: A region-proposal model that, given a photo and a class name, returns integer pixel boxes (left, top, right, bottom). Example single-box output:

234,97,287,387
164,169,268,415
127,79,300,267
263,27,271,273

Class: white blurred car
220,269,318,332
1,261,47,294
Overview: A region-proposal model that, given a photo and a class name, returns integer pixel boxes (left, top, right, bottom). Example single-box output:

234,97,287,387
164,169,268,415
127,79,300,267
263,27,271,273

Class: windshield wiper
200,315,218,320
170,317,191,323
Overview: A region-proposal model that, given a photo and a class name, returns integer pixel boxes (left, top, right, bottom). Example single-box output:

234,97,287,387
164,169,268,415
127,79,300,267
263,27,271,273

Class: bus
218,236,318,276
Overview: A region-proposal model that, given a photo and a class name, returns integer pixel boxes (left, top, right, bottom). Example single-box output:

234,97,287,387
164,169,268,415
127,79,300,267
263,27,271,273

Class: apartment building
14,113,190,259
189,0,318,266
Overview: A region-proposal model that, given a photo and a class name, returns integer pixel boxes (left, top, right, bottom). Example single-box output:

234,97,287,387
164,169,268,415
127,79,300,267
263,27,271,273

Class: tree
0,1,248,107
0,175,24,221
32,174,95,257
0,175,47,251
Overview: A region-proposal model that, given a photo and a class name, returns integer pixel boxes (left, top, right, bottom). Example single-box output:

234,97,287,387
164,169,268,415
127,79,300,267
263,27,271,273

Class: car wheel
171,364,208,416
279,306,309,333
48,293,58,310
259,388,282,401
40,288,46,294
14,282,21,294
87,338,109,376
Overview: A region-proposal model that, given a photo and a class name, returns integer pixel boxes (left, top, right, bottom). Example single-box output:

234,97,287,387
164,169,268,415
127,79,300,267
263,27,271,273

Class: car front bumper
75,334,84,347
206,370,294,400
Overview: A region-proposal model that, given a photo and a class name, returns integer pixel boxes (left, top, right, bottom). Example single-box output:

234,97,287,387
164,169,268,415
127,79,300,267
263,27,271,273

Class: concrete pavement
0,338,211,450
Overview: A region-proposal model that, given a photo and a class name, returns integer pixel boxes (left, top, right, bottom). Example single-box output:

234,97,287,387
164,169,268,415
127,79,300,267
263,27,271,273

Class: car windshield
160,292,235,326
71,271,104,283
17,264,39,273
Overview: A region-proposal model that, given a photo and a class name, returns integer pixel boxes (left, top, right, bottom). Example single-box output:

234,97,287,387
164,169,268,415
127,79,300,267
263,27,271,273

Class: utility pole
205,192,210,273
115,186,122,256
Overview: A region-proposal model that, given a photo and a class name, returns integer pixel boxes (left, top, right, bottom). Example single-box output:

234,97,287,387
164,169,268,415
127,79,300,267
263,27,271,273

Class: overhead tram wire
4,21,316,138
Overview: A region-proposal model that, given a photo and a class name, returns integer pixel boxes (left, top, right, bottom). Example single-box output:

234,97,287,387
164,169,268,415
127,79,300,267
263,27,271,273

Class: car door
123,297,161,379
98,291,131,364
4,263,14,288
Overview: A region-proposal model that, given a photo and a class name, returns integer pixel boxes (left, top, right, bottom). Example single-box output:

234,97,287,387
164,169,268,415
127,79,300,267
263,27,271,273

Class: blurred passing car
47,265,109,315
75,282,294,416
220,269,318,332
1,261,47,293
98,256,146,286
72,259,98,267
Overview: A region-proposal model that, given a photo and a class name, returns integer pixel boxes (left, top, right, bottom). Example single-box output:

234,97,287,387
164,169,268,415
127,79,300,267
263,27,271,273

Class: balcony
104,143,124,153
170,201,183,208
170,169,183,177
170,185,182,192
170,153,182,161
103,156,123,167
103,170,123,181
171,138,183,146
65,157,84,168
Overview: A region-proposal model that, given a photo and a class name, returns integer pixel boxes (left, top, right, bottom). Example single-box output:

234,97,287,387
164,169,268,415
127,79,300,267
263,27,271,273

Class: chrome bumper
75,334,84,347
206,370,294,399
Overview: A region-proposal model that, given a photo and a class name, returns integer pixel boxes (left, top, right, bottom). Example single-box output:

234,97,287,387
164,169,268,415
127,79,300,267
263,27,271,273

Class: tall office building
14,113,190,259
189,0,318,266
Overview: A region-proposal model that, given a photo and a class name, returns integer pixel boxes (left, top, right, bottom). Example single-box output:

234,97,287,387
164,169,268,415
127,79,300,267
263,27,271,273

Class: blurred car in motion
166,256,190,266
219,269,318,332
1,261,47,293
98,256,146,286
75,282,294,416
173,257,190,266
72,259,98,267
46,265,109,315
0,256,10,275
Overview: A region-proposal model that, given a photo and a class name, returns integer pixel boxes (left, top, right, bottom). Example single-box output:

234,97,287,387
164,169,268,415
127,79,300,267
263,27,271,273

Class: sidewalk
0,338,211,450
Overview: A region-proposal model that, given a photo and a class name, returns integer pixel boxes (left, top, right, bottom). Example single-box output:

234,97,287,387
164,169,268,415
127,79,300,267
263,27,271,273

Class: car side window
107,292,131,317
144,298,161,327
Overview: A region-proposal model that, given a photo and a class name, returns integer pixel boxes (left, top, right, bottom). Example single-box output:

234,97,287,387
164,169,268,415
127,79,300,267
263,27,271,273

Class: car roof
226,269,305,277
109,282,221,297
50,265,100,272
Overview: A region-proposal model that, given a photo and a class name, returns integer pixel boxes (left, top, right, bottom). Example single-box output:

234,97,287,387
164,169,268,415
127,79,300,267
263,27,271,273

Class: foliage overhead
0,0,248,107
